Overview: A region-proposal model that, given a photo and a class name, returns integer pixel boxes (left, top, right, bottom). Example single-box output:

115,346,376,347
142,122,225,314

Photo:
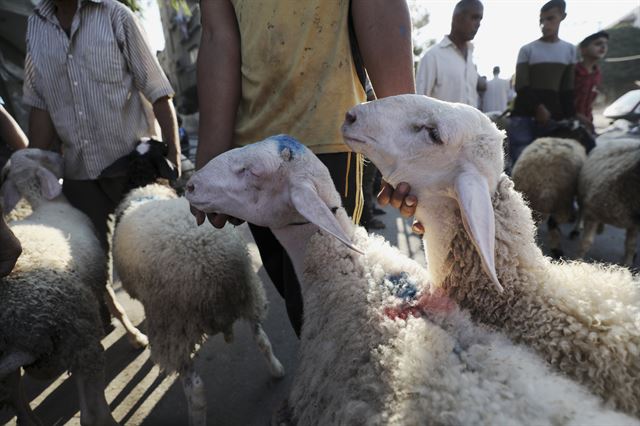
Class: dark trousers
249,152,363,337
62,176,129,250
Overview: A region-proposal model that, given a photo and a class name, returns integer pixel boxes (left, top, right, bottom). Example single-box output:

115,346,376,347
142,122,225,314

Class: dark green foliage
600,25,640,102
117,0,140,12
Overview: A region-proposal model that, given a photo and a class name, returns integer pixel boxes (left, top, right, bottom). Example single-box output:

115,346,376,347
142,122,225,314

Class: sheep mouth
342,135,368,149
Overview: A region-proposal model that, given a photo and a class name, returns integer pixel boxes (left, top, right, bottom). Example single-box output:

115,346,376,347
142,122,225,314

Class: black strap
348,1,367,91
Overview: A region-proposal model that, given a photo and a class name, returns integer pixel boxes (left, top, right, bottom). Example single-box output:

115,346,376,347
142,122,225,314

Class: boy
507,0,577,164
575,31,609,134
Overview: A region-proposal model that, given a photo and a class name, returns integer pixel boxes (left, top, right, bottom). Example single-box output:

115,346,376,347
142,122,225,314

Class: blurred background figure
575,31,609,135
177,114,190,159
416,0,484,108
481,66,511,113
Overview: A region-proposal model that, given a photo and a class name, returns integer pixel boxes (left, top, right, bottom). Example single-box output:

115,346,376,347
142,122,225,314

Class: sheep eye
412,124,424,133
427,127,442,144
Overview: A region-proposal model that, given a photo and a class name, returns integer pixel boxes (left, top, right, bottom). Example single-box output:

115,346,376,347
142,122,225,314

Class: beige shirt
230,0,366,154
416,36,480,108
23,0,174,179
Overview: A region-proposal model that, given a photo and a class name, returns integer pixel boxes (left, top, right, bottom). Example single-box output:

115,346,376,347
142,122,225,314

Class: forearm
152,96,180,164
351,0,415,98
196,0,241,169
0,207,21,278
28,107,56,150
0,108,28,150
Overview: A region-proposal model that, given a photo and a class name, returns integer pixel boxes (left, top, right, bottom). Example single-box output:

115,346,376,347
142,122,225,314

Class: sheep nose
344,110,357,125
186,183,195,193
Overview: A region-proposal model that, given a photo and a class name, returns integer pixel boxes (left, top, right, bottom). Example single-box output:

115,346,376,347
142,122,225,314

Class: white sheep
111,183,284,426
185,135,637,425
341,95,640,417
0,149,118,425
2,149,147,349
511,137,586,257
577,138,640,266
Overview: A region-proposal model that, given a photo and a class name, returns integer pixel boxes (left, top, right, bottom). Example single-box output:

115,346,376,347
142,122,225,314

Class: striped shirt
23,0,174,179
512,39,577,120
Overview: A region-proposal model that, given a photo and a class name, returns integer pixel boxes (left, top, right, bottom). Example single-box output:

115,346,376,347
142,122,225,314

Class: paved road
2,180,637,425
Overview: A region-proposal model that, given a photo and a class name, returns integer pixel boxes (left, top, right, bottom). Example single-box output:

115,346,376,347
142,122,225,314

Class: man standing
23,0,179,246
481,66,511,113
507,0,577,164
416,0,484,107
575,31,609,134
192,0,416,337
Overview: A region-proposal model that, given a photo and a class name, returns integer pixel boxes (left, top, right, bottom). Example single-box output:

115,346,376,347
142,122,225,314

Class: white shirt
23,0,174,179
416,36,479,107
481,76,511,113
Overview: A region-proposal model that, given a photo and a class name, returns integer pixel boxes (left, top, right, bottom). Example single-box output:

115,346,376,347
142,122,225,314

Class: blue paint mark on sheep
384,272,418,301
272,134,304,160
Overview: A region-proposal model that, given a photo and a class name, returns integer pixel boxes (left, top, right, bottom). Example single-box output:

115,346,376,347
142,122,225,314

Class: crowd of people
414,0,609,167
0,0,614,339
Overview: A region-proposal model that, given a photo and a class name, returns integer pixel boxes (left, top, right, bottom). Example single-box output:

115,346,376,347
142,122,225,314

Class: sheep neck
413,193,466,286
271,223,319,285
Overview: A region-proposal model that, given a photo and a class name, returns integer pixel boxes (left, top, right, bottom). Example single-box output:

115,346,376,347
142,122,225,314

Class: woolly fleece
113,184,267,373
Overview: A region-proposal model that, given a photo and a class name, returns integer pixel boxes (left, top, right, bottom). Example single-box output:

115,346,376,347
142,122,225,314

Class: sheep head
1,149,64,211
186,135,362,254
342,95,505,292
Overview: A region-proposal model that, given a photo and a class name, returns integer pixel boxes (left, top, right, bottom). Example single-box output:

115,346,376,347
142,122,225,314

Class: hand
376,181,424,235
0,222,22,277
575,113,595,134
167,148,182,178
534,104,551,126
189,204,244,228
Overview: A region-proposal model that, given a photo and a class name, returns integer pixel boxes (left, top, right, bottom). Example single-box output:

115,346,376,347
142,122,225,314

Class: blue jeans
506,116,535,167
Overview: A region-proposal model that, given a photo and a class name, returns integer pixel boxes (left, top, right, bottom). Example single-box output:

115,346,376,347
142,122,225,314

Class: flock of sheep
1,94,639,425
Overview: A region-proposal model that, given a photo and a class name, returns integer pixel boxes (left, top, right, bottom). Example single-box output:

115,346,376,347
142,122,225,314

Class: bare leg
3,369,42,426
103,283,148,348
623,227,638,266
547,216,563,258
578,220,599,259
252,322,285,378
180,365,207,426
74,371,117,426
0,209,21,277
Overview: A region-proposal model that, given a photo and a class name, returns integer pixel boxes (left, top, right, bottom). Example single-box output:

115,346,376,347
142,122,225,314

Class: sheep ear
453,167,503,292
290,181,364,254
36,167,62,200
1,178,21,212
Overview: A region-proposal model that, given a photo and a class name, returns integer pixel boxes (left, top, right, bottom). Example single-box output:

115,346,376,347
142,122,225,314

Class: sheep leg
0,350,34,380
74,371,117,426
180,365,207,426
569,209,582,240
547,216,563,258
578,220,599,258
251,322,285,378
3,369,42,426
103,283,148,349
623,227,638,266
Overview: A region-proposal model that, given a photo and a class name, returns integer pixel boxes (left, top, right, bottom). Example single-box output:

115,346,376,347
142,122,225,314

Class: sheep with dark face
185,135,637,425
341,94,640,417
